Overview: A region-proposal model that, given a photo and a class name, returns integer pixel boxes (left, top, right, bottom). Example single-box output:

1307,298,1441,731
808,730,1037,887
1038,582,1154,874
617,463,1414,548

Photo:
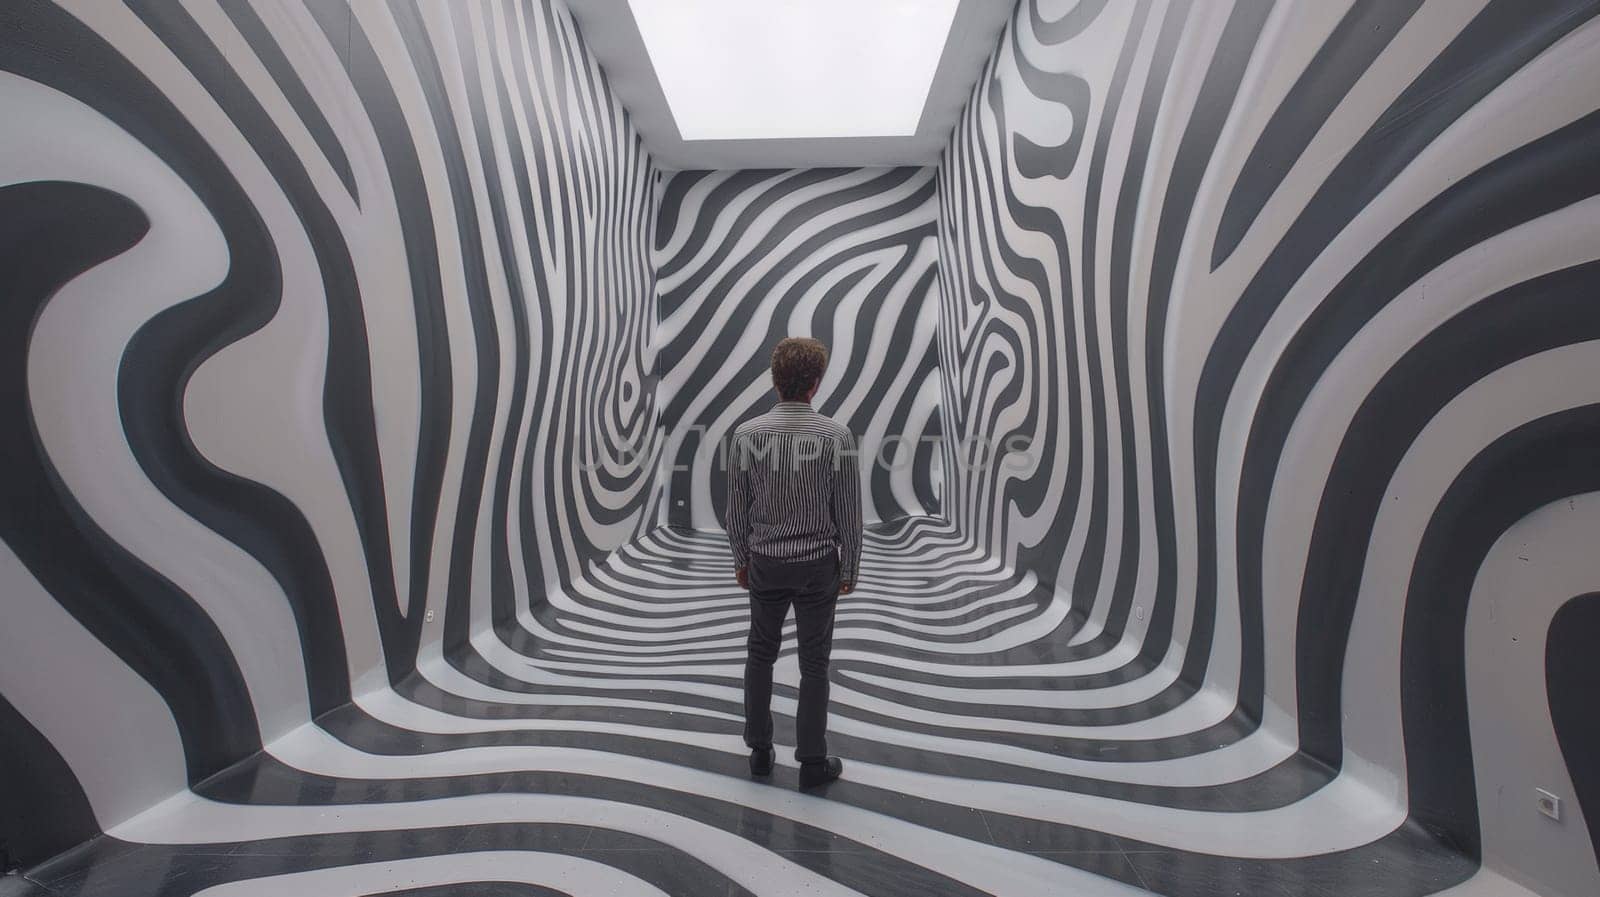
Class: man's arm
833,429,863,592
727,432,751,586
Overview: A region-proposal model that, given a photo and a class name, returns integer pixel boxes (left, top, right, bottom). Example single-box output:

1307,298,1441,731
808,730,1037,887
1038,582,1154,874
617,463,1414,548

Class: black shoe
749,747,774,777
798,756,843,789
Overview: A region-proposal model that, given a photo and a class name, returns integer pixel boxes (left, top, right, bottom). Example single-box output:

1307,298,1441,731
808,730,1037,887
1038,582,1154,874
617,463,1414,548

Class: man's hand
735,566,749,589
839,581,854,595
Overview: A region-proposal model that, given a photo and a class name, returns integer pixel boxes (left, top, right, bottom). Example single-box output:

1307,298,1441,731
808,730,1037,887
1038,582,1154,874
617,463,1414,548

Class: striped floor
11,523,1531,897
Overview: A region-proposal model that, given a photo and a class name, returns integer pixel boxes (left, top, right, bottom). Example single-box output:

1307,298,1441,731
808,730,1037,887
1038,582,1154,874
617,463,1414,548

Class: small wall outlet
425,609,435,623
1536,788,1561,821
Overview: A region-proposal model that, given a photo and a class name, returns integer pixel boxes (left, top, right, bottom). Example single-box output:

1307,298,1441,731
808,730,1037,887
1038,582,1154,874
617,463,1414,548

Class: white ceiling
563,0,1015,170
628,0,960,141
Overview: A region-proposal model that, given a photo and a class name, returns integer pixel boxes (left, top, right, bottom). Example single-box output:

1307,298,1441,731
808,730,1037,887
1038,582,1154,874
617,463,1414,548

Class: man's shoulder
731,414,769,438
815,414,853,441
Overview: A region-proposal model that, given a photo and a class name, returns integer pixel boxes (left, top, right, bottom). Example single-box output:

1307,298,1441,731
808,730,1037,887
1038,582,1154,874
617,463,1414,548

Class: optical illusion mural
0,0,662,876
652,166,944,530
3,0,1600,896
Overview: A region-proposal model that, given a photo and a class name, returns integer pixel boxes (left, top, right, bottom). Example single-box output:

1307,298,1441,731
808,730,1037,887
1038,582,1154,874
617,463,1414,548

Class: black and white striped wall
1,0,659,871
935,1,1600,894
652,166,943,530
2,1,1599,896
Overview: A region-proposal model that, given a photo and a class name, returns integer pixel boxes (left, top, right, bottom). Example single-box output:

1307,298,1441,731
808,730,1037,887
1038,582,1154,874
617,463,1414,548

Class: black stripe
1548,592,1600,874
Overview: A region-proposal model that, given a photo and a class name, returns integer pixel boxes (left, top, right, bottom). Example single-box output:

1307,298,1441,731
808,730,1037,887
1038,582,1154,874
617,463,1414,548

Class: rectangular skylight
628,0,961,141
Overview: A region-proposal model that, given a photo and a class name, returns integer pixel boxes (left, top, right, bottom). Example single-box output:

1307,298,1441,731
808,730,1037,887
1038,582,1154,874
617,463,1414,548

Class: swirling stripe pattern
652,166,944,530
935,0,1600,895
1,0,660,878
3,0,1600,896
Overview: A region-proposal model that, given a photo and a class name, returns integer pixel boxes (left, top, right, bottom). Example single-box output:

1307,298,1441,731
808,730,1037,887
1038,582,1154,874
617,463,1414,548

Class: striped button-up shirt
725,401,863,583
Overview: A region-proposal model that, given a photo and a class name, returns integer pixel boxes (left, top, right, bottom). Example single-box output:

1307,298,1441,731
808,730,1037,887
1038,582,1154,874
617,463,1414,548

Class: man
726,337,862,789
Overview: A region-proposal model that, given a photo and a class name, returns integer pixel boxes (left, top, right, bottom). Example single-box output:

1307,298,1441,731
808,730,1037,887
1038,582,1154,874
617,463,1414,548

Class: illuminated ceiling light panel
628,0,961,141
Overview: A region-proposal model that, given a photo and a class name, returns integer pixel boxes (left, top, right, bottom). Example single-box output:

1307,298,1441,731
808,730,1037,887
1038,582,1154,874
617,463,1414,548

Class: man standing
726,337,862,789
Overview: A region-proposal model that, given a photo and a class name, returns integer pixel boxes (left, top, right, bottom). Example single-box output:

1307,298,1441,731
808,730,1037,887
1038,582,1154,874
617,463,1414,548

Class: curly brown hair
770,337,829,401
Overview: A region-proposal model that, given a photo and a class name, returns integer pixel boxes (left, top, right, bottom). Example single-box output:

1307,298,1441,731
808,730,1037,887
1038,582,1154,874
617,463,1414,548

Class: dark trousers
743,552,840,763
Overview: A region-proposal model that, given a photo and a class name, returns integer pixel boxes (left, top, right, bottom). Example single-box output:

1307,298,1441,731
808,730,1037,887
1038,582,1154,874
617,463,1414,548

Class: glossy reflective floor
6,527,1515,896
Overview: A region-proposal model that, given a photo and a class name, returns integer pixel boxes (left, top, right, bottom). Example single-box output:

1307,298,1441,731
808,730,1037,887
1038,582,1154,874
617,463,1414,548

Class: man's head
771,337,829,402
